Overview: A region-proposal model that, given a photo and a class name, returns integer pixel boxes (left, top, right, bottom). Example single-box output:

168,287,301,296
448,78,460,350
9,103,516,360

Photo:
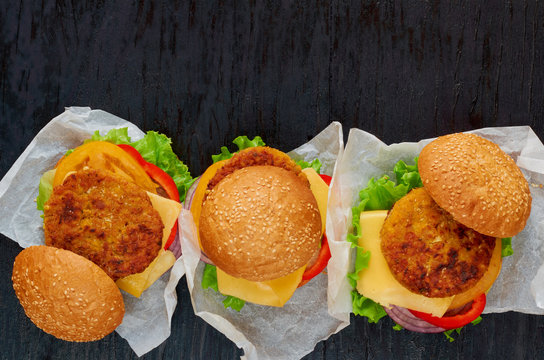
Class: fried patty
206,146,304,192
380,187,496,298
44,169,164,281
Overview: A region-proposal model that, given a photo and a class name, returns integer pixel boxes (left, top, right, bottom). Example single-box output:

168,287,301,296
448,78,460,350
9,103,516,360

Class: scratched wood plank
1,0,543,359
328,0,544,145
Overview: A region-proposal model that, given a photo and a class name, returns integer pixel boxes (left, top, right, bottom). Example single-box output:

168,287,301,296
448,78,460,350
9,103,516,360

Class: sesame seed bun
199,165,322,282
12,246,125,342
419,132,532,238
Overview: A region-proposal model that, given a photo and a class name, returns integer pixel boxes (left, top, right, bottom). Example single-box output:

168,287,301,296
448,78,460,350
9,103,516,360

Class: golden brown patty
380,187,496,298
206,146,303,192
199,165,322,282
44,169,164,281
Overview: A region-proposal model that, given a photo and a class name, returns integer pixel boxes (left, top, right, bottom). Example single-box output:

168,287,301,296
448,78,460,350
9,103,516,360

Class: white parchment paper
328,126,544,321
179,122,348,360
0,107,185,356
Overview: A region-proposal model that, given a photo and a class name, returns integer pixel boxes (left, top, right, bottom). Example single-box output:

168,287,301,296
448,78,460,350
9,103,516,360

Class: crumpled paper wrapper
179,122,348,360
0,107,185,356
328,126,544,321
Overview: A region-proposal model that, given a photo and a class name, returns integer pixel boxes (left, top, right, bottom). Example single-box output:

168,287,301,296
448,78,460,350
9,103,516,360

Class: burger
13,128,192,341
347,132,532,335
186,137,332,309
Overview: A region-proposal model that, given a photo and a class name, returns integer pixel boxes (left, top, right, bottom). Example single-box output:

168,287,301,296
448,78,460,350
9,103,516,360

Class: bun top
12,246,125,342
419,132,532,237
199,165,322,282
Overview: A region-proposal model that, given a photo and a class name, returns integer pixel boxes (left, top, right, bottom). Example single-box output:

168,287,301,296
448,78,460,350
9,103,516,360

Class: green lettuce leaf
211,136,266,163
202,263,219,292
443,327,462,342
36,169,56,212
501,238,514,257
296,158,322,174
443,316,483,342
471,316,483,325
202,264,246,311
394,159,423,189
359,176,409,211
222,296,246,311
351,291,387,323
346,247,371,288
348,158,420,323
86,128,132,144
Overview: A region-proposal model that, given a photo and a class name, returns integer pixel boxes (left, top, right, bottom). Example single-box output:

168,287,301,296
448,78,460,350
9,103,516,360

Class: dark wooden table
2,1,544,359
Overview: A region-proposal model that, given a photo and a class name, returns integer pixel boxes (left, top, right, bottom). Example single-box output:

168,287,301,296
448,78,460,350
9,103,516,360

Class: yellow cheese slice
117,249,176,297
217,265,306,307
301,168,328,234
356,210,454,317
147,192,183,246
190,160,227,248
116,192,182,297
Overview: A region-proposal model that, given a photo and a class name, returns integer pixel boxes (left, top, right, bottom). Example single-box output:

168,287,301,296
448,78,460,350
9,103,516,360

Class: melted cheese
116,192,182,297
190,160,227,247
147,192,183,246
356,210,454,317
217,266,306,307
301,168,328,234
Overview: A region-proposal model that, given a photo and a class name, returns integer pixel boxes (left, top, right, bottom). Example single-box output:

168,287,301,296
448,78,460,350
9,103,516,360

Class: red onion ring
168,232,214,265
384,305,446,333
169,232,182,259
199,251,215,265
183,176,200,210
179,176,215,264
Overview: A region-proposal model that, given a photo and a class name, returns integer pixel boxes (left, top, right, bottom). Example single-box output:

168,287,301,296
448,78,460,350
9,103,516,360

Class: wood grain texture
1,0,544,359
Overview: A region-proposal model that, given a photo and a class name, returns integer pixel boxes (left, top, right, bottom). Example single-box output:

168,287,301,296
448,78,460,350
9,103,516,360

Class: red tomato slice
299,233,331,287
118,144,180,250
409,293,486,330
117,144,180,202
117,144,147,165
319,174,332,186
141,161,180,202
164,222,178,250
298,173,333,287
54,141,157,193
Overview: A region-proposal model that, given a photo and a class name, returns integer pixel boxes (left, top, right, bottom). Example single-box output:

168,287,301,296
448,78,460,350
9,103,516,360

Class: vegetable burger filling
44,169,164,281
381,187,496,298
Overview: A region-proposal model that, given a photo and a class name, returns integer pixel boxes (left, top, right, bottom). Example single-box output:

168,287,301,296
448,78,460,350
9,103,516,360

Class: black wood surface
1,1,544,359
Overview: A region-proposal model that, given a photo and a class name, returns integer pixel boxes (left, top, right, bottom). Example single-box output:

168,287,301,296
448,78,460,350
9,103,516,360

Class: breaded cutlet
380,187,496,298
206,146,305,192
44,169,164,281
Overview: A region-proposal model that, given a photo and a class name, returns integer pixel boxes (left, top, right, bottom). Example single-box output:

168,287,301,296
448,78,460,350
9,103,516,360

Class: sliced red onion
199,251,215,265
385,305,446,333
169,232,182,259
183,176,200,210
178,176,215,264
